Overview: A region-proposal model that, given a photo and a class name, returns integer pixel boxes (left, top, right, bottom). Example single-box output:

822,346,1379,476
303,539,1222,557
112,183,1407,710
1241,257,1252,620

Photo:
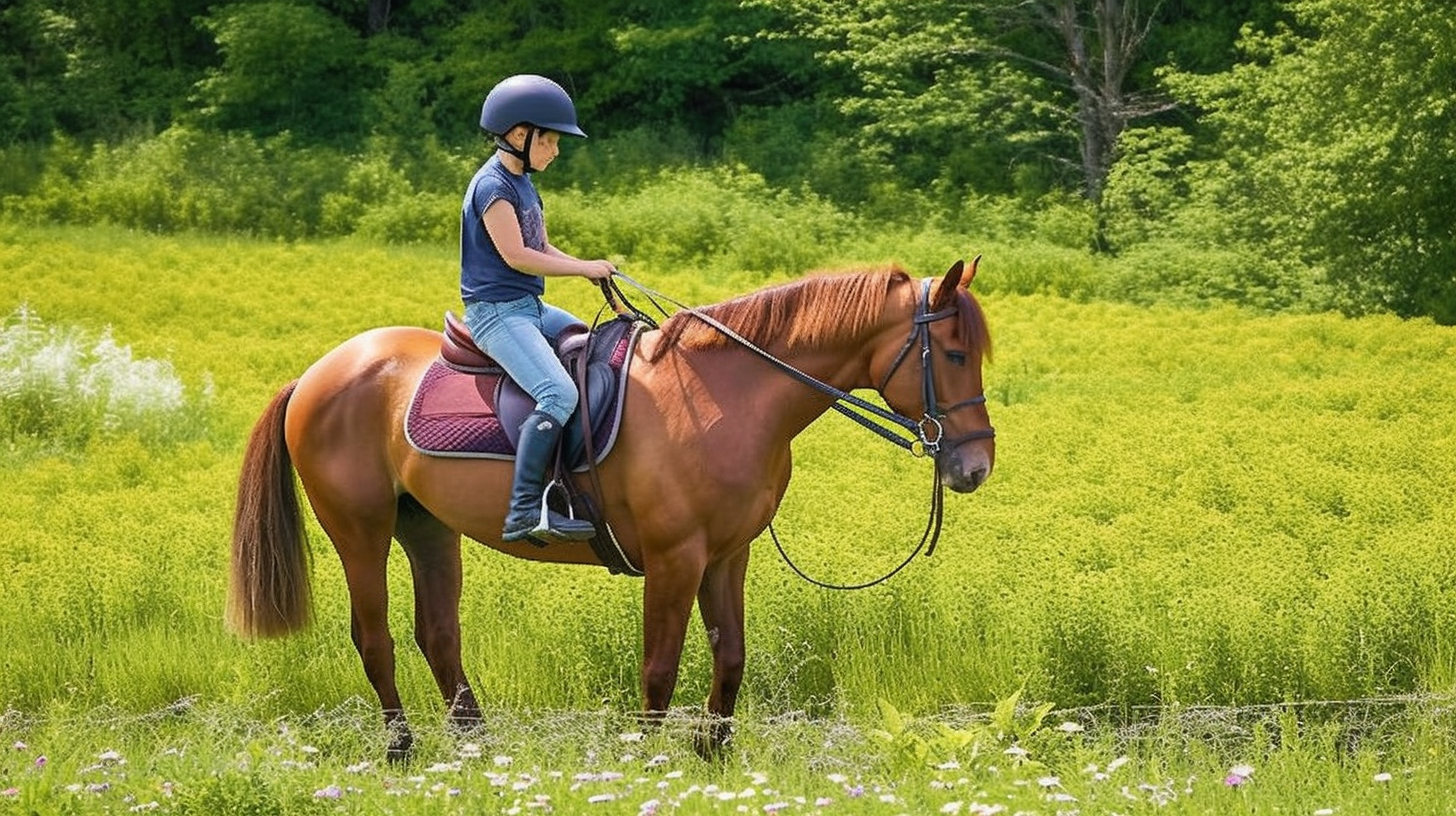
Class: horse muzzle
939,440,994,493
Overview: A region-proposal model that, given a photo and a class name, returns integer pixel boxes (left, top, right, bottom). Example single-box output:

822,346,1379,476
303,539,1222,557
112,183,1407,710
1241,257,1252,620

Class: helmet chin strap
495,127,539,173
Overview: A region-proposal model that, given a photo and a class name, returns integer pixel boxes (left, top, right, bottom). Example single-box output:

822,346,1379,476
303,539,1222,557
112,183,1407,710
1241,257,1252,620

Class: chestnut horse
228,261,995,759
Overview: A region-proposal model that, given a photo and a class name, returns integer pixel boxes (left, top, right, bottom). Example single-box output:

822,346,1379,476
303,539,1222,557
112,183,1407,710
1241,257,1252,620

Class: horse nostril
947,457,988,491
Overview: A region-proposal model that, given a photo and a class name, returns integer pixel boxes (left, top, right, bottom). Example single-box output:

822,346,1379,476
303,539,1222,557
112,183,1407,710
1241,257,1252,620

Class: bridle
600,273,995,589
873,278,997,457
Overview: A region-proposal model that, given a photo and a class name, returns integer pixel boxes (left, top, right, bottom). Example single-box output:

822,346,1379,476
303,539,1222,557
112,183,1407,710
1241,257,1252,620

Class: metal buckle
914,415,944,458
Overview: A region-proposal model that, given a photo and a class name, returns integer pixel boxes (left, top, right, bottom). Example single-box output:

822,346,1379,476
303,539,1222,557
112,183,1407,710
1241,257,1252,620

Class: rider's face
506,126,560,171
530,129,560,171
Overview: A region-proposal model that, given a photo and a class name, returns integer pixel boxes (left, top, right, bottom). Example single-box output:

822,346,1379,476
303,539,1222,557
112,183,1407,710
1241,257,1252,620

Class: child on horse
461,74,614,545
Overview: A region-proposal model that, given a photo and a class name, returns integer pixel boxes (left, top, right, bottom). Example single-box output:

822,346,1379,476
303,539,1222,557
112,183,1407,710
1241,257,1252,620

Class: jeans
464,296,581,425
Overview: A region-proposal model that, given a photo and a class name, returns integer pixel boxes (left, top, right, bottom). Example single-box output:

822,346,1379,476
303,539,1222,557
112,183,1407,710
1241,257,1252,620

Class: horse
228,259,996,760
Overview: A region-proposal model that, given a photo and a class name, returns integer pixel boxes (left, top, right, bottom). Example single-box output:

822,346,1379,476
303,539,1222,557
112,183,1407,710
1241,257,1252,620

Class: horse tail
227,380,312,639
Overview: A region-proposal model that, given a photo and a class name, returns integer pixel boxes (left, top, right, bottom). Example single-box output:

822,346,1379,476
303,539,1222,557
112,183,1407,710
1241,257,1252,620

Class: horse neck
708,319,900,443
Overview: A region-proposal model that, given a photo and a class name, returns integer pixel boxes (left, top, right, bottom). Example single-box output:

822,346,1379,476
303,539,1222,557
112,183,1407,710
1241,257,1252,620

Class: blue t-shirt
460,155,546,304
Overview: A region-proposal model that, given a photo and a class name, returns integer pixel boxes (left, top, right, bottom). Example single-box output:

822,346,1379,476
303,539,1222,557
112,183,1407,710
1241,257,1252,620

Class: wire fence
6,691,1452,755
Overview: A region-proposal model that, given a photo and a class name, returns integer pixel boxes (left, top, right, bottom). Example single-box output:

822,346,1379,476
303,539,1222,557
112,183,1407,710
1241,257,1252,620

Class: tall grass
2,224,1455,811
3,225,1455,714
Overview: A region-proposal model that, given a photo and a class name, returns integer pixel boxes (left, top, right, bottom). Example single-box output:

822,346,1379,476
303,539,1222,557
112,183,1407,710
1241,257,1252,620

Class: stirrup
502,481,595,546
534,479,595,542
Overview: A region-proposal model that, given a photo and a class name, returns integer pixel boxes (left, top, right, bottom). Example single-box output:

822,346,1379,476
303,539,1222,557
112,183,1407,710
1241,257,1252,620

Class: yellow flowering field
2,224,1455,813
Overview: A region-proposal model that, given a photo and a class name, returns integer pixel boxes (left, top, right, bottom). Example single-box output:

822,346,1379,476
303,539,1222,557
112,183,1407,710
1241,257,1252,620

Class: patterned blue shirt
460,155,546,304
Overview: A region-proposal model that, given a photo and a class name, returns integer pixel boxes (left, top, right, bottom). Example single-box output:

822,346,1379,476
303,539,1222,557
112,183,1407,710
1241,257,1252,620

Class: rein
605,275,962,455
604,273,993,590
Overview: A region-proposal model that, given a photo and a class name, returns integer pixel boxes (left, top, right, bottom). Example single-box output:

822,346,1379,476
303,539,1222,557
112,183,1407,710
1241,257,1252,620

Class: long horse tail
227,380,312,639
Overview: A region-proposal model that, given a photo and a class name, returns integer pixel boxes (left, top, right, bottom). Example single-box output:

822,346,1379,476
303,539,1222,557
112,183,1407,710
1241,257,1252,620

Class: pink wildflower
1225,763,1255,787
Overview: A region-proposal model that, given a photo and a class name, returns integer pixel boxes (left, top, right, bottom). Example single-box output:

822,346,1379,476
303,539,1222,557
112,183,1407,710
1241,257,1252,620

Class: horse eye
946,350,967,366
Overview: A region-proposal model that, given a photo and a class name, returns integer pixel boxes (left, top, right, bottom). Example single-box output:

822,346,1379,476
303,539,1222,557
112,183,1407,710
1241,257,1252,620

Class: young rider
462,74,614,545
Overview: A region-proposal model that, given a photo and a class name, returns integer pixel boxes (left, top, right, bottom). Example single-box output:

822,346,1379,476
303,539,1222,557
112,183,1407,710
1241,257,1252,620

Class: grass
5,699,1456,814
2,223,1456,812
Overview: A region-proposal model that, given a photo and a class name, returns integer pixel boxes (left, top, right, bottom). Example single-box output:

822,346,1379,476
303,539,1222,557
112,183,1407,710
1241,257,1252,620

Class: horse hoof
693,719,733,761
386,728,415,765
448,711,484,735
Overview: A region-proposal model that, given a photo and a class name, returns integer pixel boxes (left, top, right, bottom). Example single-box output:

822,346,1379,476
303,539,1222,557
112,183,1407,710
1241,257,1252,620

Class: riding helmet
479,75,587,138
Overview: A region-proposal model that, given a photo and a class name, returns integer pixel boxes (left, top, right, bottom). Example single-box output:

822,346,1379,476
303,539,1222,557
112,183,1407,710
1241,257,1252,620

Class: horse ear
966,254,981,286
932,260,965,310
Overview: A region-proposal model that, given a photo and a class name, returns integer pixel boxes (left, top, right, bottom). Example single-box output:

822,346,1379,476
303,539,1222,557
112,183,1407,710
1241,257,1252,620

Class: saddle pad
404,363,512,457
404,319,639,466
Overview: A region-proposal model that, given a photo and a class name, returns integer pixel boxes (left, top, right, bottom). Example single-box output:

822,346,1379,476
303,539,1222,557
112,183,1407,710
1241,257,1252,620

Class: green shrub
1103,239,1327,313
550,165,859,277
0,128,1400,316
352,192,459,245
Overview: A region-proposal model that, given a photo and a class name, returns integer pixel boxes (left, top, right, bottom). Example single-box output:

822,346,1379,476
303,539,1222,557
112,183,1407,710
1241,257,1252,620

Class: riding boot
502,410,596,545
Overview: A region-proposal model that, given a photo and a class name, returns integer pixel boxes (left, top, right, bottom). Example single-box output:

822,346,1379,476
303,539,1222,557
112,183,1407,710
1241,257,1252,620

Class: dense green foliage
1,0,1453,321
1158,1,1456,323
2,225,1455,813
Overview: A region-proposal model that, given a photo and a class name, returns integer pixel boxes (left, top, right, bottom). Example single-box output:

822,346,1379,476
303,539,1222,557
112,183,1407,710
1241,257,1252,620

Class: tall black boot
502,410,596,545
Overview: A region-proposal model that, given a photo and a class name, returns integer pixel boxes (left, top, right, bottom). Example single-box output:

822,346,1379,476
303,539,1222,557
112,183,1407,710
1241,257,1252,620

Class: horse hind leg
394,495,481,732
312,496,416,762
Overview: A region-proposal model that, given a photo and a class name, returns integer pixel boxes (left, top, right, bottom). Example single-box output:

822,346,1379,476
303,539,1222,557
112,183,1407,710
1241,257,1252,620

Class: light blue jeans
464,296,581,425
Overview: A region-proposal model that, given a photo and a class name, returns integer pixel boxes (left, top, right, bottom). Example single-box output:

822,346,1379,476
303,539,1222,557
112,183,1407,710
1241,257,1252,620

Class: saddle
406,312,645,577
406,312,639,470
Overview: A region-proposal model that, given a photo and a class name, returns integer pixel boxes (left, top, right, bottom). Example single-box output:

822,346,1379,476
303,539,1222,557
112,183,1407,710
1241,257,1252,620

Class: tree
194,1,370,142
757,0,1171,205
0,1,67,142
1165,0,1456,322
1004,0,1172,204
0,0,217,142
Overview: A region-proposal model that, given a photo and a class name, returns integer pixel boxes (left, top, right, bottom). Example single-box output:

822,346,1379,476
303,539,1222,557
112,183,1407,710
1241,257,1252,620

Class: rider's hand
581,260,616,281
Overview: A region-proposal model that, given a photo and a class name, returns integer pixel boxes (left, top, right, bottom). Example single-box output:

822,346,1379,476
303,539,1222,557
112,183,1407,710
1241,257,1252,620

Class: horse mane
646,267,910,362
646,265,992,364
953,284,994,365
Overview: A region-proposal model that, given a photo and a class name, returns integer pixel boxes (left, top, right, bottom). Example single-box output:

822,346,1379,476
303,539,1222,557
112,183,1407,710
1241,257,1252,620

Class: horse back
286,326,439,480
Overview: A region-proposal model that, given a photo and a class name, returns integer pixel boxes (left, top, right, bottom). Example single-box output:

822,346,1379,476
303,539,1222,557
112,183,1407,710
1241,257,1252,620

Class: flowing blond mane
648,267,912,361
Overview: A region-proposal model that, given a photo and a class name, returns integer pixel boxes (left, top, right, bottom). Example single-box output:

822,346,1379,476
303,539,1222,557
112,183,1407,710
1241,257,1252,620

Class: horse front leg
695,546,749,756
639,541,708,728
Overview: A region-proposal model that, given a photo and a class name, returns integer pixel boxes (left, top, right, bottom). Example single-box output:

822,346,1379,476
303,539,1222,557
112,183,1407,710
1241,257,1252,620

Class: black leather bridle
872,278,997,459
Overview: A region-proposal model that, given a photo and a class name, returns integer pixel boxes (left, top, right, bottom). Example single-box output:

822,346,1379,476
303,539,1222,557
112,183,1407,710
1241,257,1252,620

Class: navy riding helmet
479,74,585,173
479,74,587,138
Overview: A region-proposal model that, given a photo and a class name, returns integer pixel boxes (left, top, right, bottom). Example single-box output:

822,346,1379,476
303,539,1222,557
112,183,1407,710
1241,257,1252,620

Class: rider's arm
483,201,613,280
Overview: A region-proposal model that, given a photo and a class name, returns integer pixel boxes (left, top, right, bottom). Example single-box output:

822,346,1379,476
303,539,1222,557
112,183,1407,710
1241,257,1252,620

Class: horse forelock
650,267,913,359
